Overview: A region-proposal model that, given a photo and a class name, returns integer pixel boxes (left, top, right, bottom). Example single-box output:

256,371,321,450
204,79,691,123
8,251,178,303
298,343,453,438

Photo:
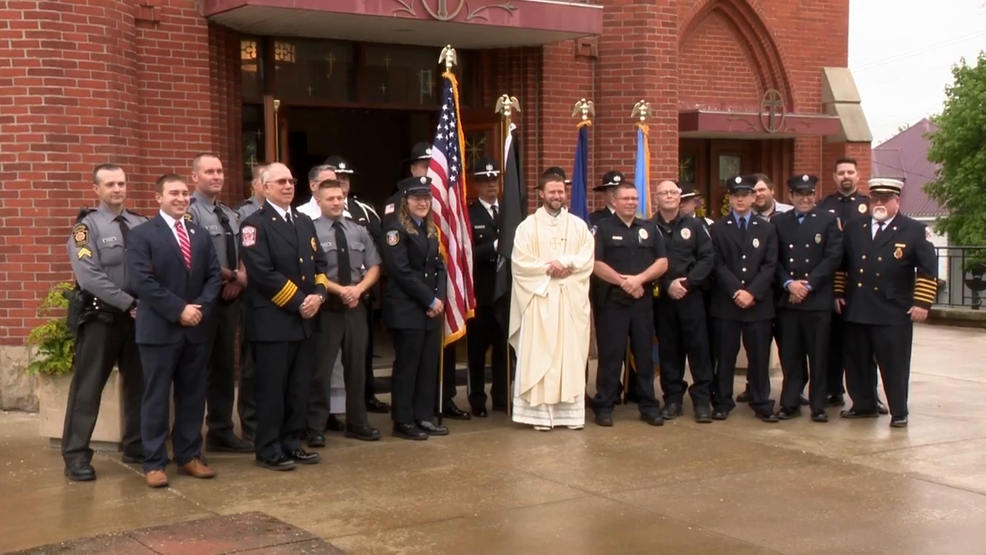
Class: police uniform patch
73,224,88,247
858,204,867,214
311,237,317,251
815,233,822,244
638,228,648,241
384,203,395,215
752,238,760,248
680,228,691,240
894,247,903,260
386,230,400,246
241,225,257,247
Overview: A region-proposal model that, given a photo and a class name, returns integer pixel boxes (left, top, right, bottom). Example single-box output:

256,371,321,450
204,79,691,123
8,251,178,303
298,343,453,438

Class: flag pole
438,325,445,426
495,93,519,419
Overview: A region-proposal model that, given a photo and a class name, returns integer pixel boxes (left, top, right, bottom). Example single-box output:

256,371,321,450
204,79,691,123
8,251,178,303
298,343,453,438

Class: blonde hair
398,198,437,238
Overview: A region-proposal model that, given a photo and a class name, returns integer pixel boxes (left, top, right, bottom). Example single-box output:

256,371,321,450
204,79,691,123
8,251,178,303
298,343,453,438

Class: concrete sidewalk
2,324,985,554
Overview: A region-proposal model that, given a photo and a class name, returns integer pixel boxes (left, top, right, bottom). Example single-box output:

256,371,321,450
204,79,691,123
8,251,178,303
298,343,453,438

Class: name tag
205,224,220,231
101,236,118,244
474,224,486,230
321,241,333,249
612,235,623,241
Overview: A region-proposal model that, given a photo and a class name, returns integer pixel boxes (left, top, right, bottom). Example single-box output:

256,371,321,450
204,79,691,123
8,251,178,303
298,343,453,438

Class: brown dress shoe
145,469,169,488
178,458,216,479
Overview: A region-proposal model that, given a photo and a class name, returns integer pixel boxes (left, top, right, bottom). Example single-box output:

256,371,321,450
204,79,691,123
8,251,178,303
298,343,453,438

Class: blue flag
633,124,651,219
571,124,590,222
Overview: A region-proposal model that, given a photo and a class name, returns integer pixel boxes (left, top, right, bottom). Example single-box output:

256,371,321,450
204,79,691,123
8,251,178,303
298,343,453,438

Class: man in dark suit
709,175,779,423
773,175,843,422
126,174,223,488
465,156,508,417
240,162,330,471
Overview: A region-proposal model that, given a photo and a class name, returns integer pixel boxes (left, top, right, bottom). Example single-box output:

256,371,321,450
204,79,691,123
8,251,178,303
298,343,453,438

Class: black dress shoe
417,420,450,436
877,400,889,415
890,416,908,428
345,425,381,441
825,394,845,407
307,432,326,448
256,454,296,471
595,413,614,427
65,462,96,481
776,407,802,420
811,410,829,423
442,403,471,421
839,408,879,419
121,452,144,464
366,397,390,414
711,410,729,421
471,407,488,418
206,434,255,453
660,403,683,420
758,412,779,423
799,394,810,406
287,449,320,465
640,412,665,426
325,415,346,432
694,406,713,423
393,422,428,440
736,390,752,403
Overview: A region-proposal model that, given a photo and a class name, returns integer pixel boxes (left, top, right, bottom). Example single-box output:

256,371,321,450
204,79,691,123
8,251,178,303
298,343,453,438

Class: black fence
933,246,986,309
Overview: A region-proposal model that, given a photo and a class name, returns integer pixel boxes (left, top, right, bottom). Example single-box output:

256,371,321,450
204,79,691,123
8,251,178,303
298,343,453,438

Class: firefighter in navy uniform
709,175,779,423
773,175,843,422
590,182,668,427
834,178,937,428
239,162,329,471
465,156,509,417
62,164,147,481
383,142,432,223
652,180,715,423
381,176,450,440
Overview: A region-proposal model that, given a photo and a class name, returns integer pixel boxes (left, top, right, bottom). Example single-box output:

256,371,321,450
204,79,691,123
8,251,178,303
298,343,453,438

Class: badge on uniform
73,224,88,247
680,228,691,240
752,238,760,248
858,204,867,214
311,237,317,251
242,225,257,247
386,230,400,246
638,228,648,241
894,247,903,259
814,233,822,244
183,213,194,222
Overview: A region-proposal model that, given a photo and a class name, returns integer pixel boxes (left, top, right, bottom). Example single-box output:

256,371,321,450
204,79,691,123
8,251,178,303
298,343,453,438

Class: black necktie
218,212,237,268
334,221,351,286
114,215,130,244
285,211,293,225
873,221,884,240
491,204,499,223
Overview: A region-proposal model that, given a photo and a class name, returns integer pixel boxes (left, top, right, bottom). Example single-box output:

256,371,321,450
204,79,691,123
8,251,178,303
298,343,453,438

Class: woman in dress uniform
381,176,449,440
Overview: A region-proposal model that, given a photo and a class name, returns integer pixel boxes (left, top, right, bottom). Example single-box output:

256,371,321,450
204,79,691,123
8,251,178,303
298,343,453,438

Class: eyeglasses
655,190,679,197
265,178,297,186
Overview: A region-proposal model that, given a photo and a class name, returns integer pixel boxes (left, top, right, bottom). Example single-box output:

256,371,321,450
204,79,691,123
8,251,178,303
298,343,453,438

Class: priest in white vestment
509,175,594,430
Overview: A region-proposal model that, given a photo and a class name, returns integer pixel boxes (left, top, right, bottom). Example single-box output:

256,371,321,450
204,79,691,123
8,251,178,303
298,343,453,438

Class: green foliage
24,282,75,376
925,52,986,256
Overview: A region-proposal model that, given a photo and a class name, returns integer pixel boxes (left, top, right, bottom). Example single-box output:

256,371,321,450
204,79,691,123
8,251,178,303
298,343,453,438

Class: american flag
428,71,475,344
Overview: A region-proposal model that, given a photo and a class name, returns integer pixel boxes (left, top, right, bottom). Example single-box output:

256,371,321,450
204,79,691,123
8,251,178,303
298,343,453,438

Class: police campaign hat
867,178,904,196
405,142,433,163
399,175,433,196
678,182,698,199
594,170,629,192
786,174,819,193
727,174,757,193
471,156,500,178
542,166,571,185
324,155,354,174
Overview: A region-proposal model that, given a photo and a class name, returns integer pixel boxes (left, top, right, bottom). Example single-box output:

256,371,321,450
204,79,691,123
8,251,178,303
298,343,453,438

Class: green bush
25,282,75,376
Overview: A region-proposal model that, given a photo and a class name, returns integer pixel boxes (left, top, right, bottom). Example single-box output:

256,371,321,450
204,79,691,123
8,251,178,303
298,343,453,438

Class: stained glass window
273,40,356,102
240,38,264,99
365,46,441,106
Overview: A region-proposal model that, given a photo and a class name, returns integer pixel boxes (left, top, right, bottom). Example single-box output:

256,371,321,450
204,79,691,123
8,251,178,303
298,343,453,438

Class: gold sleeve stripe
916,279,938,288
76,247,92,259
272,281,298,307
914,295,936,304
314,273,329,288
915,283,938,292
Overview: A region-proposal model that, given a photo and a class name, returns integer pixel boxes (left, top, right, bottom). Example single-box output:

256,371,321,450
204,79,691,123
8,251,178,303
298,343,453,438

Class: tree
925,52,986,249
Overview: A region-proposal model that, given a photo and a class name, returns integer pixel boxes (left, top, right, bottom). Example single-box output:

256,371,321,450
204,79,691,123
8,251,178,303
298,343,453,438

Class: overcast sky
848,0,986,145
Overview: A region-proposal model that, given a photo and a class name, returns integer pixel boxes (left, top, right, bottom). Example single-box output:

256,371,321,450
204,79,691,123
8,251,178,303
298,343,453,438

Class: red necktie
175,220,192,269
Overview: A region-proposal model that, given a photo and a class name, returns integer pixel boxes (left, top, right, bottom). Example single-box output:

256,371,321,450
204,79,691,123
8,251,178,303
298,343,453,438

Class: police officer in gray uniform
187,153,253,453
63,164,147,481
306,178,383,444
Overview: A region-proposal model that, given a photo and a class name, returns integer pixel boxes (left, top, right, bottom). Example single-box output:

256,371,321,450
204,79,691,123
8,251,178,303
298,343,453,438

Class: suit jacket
773,208,843,311
381,217,447,331
836,214,938,325
468,201,499,307
240,202,329,342
126,213,223,345
709,214,777,322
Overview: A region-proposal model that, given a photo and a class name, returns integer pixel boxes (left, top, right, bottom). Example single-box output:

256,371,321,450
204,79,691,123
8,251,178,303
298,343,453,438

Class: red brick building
0,0,872,407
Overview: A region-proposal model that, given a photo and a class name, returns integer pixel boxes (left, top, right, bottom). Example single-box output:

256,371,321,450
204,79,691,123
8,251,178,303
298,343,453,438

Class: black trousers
777,309,830,412
203,299,239,438
826,313,847,395
364,302,378,400
466,304,508,410
440,340,458,406
392,327,441,424
62,316,143,465
237,301,257,440
138,338,207,471
844,321,912,417
713,318,774,415
593,299,659,414
253,337,315,459
655,293,713,408
308,307,369,431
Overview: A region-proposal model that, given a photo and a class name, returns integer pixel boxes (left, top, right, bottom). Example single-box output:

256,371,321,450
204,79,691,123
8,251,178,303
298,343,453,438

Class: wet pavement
1,324,985,554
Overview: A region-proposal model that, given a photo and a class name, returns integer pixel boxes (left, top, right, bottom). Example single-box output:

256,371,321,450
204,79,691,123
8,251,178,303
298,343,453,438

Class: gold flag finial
438,45,457,71
494,94,521,119
631,99,650,123
571,98,595,122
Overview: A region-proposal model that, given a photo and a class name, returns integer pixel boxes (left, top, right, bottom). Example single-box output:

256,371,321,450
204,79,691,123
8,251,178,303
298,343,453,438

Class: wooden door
708,140,761,219
461,107,502,205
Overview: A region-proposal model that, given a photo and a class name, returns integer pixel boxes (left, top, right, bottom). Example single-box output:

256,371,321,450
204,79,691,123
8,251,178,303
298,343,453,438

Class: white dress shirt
267,201,294,223
297,195,353,220
159,210,184,247
478,197,499,250
871,215,895,239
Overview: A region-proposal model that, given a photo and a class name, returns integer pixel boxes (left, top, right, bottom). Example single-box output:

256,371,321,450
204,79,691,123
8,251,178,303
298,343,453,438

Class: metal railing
933,246,986,309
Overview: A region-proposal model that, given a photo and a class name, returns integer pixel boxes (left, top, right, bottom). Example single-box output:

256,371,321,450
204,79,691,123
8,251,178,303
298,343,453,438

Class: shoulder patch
183,212,194,222
242,225,257,247
77,247,92,259
386,229,400,246
384,203,395,215
73,224,89,247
